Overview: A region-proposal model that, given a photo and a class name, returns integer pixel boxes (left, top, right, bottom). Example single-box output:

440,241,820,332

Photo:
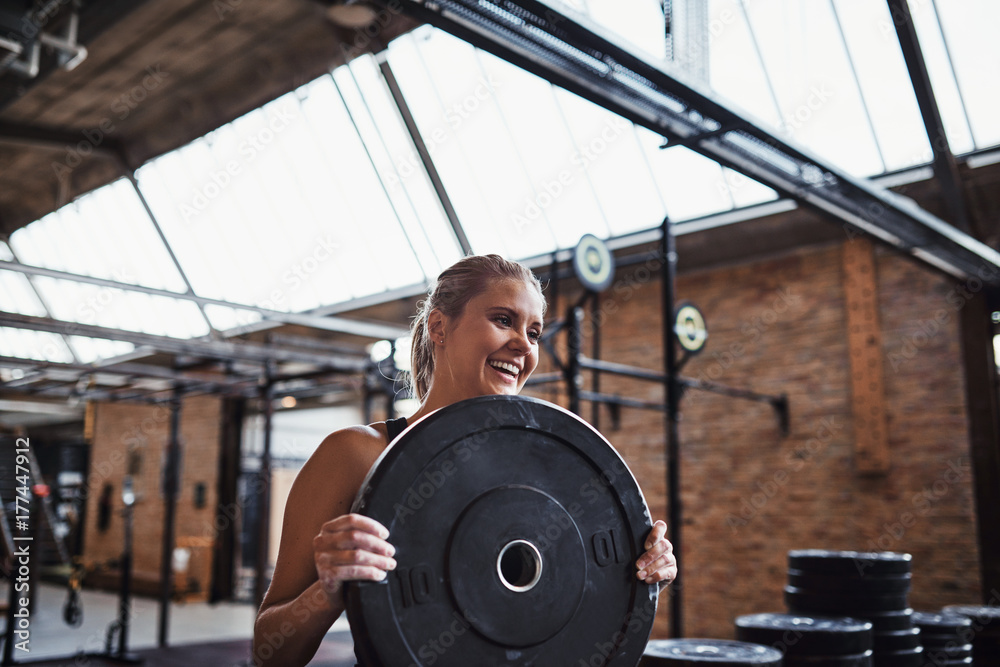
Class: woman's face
435,279,545,400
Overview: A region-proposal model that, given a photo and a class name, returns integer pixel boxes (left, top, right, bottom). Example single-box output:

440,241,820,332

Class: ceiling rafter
371,0,1000,285
0,259,411,340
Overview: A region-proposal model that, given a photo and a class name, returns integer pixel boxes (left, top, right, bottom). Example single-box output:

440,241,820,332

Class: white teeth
489,360,519,376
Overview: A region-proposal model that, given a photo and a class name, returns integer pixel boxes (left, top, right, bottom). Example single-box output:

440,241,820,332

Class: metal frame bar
328,71,426,281
0,355,242,391
120,171,219,338
886,0,972,235
0,311,369,370
338,58,442,278
369,0,1000,284
0,260,409,340
4,242,82,364
378,57,473,256
0,120,125,156
659,216,683,638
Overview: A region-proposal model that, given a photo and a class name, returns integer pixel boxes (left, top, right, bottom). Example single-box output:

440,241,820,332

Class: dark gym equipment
534,219,790,637
911,611,973,664
673,303,708,357
786,571,911,596
941,604,1000,664
345,394,657,666
786,550,912,576
735,612,873,660
573,233,616,293
783,550,923,667
639,639,783,666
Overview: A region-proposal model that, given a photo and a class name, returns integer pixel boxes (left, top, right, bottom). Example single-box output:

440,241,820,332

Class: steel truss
371,0,1000,284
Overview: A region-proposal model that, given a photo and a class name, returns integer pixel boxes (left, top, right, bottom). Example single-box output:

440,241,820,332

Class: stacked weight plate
783,550,922,667
735,613,873,666
640,639,783,666
911,611,972,665
942,604,1000,664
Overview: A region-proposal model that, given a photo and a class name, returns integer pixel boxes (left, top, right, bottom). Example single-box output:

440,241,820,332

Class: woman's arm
252,427,396,667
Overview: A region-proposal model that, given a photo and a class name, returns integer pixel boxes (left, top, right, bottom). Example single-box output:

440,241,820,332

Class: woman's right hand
313,513,397,603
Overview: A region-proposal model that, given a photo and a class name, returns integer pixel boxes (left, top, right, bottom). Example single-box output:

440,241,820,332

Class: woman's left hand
635,520,676,590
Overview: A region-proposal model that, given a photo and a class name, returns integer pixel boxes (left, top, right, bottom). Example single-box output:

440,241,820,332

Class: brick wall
82,396,222,600
526,241,980,639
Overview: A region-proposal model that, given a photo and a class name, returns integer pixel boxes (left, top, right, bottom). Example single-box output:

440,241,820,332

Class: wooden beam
842,238,891,475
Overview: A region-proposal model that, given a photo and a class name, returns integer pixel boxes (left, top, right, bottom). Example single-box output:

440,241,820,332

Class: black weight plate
788,551,912,577
921,644,972,661
869,647,923,667
345,395,657,667
920,633,971,647
787,570,911,595
783,651,873,667
640,639,783,666
872,628,920,652
784,586,909,614
911,611,972,634
863,610,914,632
735,612,873,655
941,604,1000,636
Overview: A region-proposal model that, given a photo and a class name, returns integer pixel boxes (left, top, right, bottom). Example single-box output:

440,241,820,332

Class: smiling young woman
252,254,676,667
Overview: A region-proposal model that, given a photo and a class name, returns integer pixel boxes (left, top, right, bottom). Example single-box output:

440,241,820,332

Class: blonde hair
409,254,545,400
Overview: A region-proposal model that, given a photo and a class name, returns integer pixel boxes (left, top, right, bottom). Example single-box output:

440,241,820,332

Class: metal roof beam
886,0,973,236
0,259,410,340
0,311,369,370
0,120,126,157
375,0,1000,284
0,355,242,391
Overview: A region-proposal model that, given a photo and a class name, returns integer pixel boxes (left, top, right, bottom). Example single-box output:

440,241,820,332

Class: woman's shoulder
306,422,391,471
288,423,390,514
305,422,396,476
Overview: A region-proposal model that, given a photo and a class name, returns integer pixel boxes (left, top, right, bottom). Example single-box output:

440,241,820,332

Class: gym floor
0,583,354,666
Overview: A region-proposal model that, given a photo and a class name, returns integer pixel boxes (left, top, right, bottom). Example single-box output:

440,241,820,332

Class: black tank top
385,416,408,442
